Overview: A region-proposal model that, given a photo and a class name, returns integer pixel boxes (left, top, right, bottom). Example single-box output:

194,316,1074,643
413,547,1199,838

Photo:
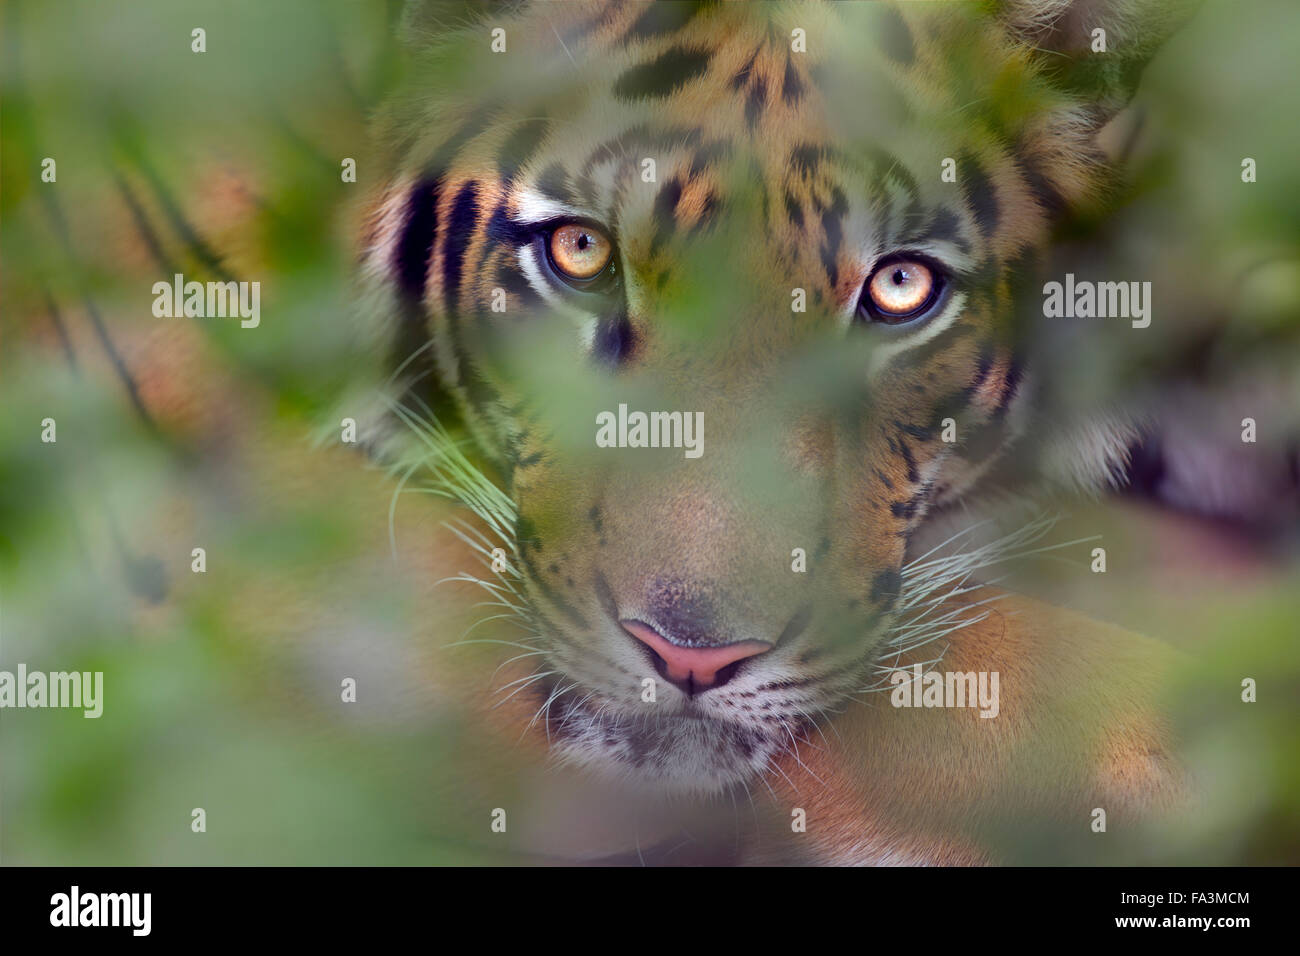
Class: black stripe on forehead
729,45,761,90
866,148,920,205
576,125,731,209
897,199,929,244
568,0,627,42
581,124,704,177
793,142,908,189
958,151,1000,237
817,185,848,288
1013,154,1065,219
498,117,550,182
624,0,713,43
784,190,805,230
535,162,574,204
857,149,921,246
744,76,768,129
781,56,805,105
428,105,499,178
922,207,970,253
689,139,731,177
613,46,712,99
789,143,834,178
650,176,684,257
876,6,915,66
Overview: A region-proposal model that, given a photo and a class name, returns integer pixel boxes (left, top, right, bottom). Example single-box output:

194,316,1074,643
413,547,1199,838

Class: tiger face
362,0,1185,793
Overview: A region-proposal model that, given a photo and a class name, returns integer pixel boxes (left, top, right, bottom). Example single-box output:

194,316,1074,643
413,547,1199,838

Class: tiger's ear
1001,0,1197,124
994,0,1197,210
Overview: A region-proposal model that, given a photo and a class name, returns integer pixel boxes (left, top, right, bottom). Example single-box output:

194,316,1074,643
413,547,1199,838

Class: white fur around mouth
547,699,788,795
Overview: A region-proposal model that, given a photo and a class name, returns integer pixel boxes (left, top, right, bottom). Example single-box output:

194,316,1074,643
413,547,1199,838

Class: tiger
16,0,1295,865
338,0,1213,841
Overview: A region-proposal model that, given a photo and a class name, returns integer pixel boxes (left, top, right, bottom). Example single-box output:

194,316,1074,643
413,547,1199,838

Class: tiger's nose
620,619,772,695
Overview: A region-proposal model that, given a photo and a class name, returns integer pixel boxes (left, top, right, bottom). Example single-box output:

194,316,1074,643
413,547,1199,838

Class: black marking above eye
650,177,685,256
730,46,761,90
498,117,550,182
790,143,830,178
536,163,573,204
924,207,969,252
744,79,768,129
818,186,848,288
1015,154,1065,219
625,0,710,42
781,56,805,105
866,147,920,205
877,7,915,65
613,46,712,99
784,190,805,230
958,151,1000,237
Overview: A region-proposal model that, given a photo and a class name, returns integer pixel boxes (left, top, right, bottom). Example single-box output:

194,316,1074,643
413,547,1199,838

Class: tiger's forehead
401,0,1050,335
452,5,842,195
437,1,1031,239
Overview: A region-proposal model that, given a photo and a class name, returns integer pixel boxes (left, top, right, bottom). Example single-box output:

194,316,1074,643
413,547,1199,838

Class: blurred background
1,0,1297,864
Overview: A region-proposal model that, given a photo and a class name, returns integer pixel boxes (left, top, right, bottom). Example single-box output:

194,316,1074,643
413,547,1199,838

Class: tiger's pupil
867,258,935,318
550,223,613,281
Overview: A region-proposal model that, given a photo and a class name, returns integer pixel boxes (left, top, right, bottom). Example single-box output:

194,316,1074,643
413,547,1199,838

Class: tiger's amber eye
549,223,613,281
867,260,935,318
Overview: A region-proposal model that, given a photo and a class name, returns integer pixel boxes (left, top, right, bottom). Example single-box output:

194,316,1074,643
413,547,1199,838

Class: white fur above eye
512,187,586,224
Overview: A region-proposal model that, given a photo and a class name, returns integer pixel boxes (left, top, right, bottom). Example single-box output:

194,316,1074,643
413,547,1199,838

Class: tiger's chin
544,694,786,796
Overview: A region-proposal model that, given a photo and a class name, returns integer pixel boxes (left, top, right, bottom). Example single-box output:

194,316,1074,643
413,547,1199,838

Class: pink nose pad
621,620,772,688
